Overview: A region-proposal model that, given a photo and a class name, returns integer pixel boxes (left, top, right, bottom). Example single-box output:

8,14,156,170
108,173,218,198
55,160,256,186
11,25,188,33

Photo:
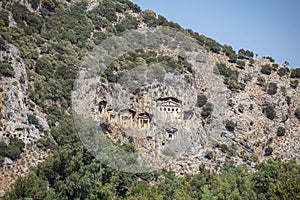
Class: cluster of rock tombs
94,81,201,154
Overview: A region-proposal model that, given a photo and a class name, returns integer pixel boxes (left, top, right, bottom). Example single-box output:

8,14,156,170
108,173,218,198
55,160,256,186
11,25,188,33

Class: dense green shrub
238,49,254,59
290,68,300,78
197,94,207,108
285,96,291,106
37,138,55,150
0,61,15,78
0,10,9,27
120,143,137,153
206,38,221,53
245,50,254,58
295,108,300,120
267,82,277,95
216,62,245,91
257,76,266,86
264,106,276,120
28,0,41,10
263,56,275,62
103,49,193,83
0,36,6,51
223,44,235,56
41,0,58,12
264,146,273,156
225,120,236,132
0,155,4,166
229,53,237,63
28,114,39,127
214,143,229,153
5,175,49,199
223,44,237,63
290,80,298,89
0,137,25,160
116,14,139,32
142,9,157,27
11,3,42,34
157,14,168,26
122,0,141,12
201,102,214,119
261,64,272,75
276,127,285,137
216,62,236,77
277,67,289,77
92,32,107,45
249,58,255,66
236,60,245,69
271,63,279,70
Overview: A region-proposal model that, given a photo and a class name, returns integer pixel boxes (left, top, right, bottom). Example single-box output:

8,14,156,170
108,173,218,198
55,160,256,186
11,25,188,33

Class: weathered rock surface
0,44,50,194
73,28,300,175
1,0,299,193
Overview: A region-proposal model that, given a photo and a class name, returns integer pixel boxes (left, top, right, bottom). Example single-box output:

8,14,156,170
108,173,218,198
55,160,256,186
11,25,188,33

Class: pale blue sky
130,0,300,68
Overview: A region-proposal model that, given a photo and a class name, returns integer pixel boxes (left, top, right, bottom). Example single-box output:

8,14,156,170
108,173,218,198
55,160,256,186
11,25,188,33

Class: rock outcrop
0,44,50,194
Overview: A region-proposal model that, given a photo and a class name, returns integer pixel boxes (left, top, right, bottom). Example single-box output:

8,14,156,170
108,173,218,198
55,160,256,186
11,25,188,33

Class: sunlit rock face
72,27,300,175
0,44,49,194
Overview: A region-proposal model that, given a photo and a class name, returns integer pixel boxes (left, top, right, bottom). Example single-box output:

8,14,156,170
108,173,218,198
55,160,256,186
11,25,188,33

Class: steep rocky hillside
73,31,300,175
0,0,299,196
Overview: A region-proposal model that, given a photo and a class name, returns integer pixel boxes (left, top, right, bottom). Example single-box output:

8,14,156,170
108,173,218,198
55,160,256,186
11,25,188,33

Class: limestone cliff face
100,55,298,174
0,0,299,193
74,34,300,174
0,44,49,194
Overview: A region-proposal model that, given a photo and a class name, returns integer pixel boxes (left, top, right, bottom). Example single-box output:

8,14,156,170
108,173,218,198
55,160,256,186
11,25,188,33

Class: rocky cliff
73,30,300,175
0,0,299,194
0,44,50,195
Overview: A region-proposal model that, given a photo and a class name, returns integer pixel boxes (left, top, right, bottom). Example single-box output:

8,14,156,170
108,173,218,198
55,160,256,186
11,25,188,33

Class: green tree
278,67,289,77
267,82,278,95
225,120,236,132
157,14,168,26
291,68,300,78
265,147,273,156
238,48,246,59
0,10,9,27
238,49,254,59
264,105,276,120
263,56,275,62
223,44,237,62
261,64,272,75
201,102,214,119
0,62,15,78
269,160,300,200
5,175,49,199
124,181,163,200
115,14,139,32
257,76,266,86
236,59,246,69
245,50,254,58
210,164,256,200
0,137,25,160
252,159,280,199
277,127,285,137
197,94,208,107
206,38,221,53
142,9,157,27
